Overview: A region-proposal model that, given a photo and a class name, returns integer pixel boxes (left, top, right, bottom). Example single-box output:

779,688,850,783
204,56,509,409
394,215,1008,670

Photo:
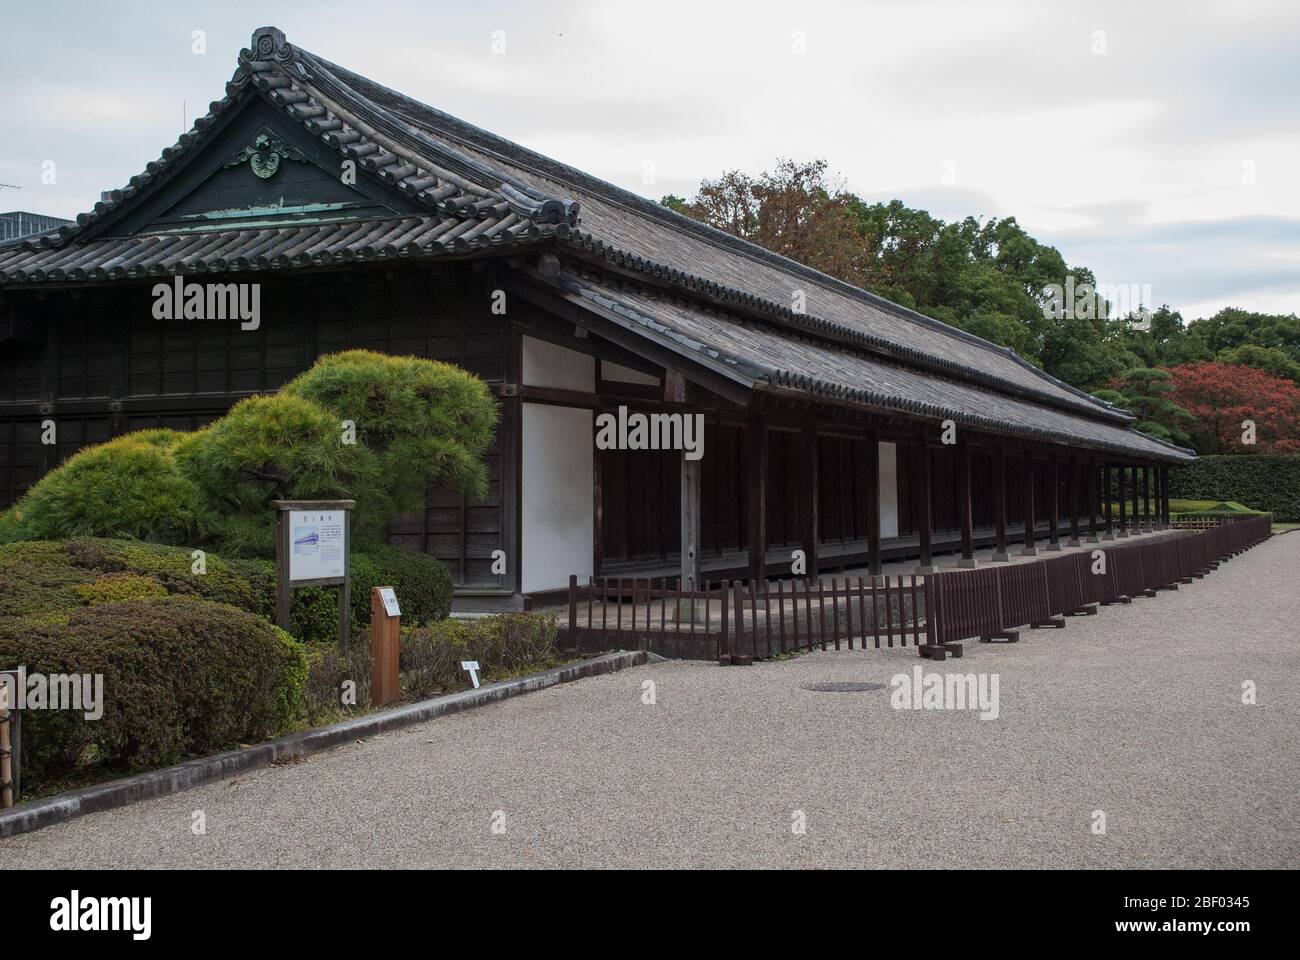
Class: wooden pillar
1067,458,1082,546
993,446,1009,561
916,442,935,574
1160,464,1170,526
1130,465,1140,533
1021,452,1038,556
958,441,975,567
1117,463,1129,536
865,431,882,578
1086,459,1100,543
1047,452,1062,550
1140,466,1150,530
746,413,768,583
801,422,819,579
680,452,701,591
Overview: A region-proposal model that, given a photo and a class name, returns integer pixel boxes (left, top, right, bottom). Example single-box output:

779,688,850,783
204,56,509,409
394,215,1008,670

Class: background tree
1167,362,1300,454
1094,368,1194,447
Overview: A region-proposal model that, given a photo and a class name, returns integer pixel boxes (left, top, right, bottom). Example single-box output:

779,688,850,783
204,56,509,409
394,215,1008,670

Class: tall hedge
1169,455,1300,521
0,596,307,786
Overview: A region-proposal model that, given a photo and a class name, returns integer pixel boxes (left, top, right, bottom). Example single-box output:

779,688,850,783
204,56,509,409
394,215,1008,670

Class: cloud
0,0,1294,320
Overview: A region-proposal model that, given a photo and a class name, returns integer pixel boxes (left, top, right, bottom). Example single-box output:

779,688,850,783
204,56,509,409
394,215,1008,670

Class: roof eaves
562,230,1136,428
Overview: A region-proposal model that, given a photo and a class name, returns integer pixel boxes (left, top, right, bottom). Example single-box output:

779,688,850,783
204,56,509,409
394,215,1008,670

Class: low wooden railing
567,515,1273,662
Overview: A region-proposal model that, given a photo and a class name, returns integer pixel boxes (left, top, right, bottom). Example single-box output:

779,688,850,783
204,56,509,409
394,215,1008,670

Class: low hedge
0,537,453,643
0,596,306,789
1169,455,1300,522
399,613,560,699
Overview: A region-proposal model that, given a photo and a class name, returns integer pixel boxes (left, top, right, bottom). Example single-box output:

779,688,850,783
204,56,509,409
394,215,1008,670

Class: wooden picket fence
927,514,1273,653
566,574,927,661
566,515,1273,663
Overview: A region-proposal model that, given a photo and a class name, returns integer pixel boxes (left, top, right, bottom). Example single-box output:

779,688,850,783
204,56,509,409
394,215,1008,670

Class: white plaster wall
521,335,594,391
521,402,593,593
879,441,899,539
600,360,660,386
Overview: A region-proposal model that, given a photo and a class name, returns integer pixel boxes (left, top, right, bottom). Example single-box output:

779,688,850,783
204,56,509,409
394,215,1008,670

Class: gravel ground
4,534,1299,869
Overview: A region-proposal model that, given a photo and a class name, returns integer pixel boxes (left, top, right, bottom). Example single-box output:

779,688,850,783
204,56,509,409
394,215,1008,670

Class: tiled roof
0,26,1190,460
0,215,546,282
551,269,1194,462
0,26,574,281
320,54,1139,429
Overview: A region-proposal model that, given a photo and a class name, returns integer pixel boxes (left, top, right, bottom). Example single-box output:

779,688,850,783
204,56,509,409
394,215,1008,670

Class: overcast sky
2,0,1297,321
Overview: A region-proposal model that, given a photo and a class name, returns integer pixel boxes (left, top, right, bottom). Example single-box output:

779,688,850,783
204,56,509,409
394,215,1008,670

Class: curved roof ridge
315,47,1125,421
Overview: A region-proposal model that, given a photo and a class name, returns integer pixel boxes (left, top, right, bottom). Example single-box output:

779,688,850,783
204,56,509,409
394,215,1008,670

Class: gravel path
5,534,1299,869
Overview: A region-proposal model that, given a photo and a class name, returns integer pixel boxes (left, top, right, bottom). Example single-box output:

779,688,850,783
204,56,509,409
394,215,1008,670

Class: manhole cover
801,681,887,693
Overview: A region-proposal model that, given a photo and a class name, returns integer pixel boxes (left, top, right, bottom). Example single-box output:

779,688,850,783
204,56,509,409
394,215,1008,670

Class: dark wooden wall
0,265,513,589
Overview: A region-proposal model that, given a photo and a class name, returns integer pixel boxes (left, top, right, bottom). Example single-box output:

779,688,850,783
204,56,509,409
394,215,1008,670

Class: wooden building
0,27,1194,610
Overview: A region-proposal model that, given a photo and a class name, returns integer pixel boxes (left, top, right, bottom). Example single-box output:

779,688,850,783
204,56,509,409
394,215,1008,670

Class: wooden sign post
370,586,401,707
271,499,355,650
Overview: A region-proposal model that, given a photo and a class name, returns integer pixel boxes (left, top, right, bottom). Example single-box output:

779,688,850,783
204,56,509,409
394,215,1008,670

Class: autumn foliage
1166,362,1300,454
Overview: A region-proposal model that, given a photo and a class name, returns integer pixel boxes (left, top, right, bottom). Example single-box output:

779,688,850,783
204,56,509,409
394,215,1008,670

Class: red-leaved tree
1166,361,1300,454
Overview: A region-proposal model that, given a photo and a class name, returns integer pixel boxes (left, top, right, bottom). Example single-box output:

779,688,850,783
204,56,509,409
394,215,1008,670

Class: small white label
462,660,481,689
377,587,400,618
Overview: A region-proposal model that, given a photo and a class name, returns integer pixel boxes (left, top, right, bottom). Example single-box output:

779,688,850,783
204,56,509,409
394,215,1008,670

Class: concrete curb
0,649,647,838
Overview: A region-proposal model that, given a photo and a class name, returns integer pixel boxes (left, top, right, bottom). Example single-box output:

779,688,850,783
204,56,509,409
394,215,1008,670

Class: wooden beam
866,431,882,578
1130,465,1141,533
1021,452,1038,556
1117,463,1128,536
680,452,701,591
1086,459,1101,543
1141,465,1152,529
801,421,819,579
746,412,768,582
958,440,975,567
1047,452,1062,550
993,446,1009,561
916,442,935,574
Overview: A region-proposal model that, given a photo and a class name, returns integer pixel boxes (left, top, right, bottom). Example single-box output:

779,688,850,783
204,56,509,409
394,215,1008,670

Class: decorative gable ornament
224,132,308,180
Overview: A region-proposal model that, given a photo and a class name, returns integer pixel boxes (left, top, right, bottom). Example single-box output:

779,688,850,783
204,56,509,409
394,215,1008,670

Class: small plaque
377,587,400,618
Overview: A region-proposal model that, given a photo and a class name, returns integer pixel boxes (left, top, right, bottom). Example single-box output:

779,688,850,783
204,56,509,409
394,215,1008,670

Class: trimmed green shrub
0,596,307,788
284,350,498,514
1170,455,1300,522
1,431,202,544
177,393,382,556
302,641,372,724
0,541,95,624
74,572,169,606
63,538,257,611
0,538,452,648
349,544,454,628
400,613,559,698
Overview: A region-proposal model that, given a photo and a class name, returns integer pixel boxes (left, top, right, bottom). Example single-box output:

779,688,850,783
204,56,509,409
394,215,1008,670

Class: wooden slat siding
763,580,773,657
732,580,745,660
753,582,766,658
803,579,814,652
568,575,578,653
831,578,841,650
587,576,595,647
817,579,827,651
872,573,882,648
882,575,892,647
852,577,862,650
910,575,921,646
615,576,624,644
719,579,729,662
777,580,788,653
925,576,938,648
785,574,795,650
